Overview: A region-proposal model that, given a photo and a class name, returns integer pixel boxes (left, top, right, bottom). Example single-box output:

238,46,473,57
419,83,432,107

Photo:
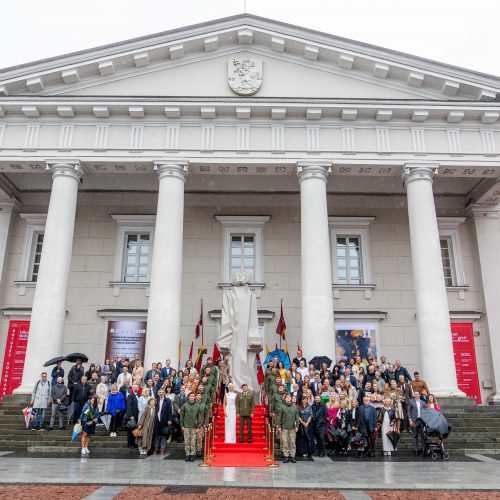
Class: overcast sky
1,0,498,77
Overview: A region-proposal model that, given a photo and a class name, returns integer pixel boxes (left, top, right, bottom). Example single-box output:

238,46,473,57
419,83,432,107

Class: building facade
0,15,499,403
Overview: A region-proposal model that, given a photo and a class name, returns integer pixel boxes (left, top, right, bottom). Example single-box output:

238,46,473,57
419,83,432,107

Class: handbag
351,431,364,446
126,419,137,430
132,427,143,437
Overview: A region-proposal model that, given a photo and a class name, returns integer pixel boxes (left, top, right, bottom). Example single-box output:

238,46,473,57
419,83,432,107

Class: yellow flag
284,342,289,354
265,344,270,356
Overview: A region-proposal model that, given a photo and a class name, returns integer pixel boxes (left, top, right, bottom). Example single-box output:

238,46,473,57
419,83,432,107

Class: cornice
0,97,499,124
0,15,499,102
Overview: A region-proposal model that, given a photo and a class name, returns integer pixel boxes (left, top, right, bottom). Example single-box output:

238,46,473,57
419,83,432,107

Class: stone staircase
0,394,499,457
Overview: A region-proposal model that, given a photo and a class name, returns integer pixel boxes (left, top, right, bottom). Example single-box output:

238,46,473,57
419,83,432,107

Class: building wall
0,189,494,402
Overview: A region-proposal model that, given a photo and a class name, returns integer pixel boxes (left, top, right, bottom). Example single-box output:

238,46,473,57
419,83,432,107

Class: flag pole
279,298,282,351
201,298,204,345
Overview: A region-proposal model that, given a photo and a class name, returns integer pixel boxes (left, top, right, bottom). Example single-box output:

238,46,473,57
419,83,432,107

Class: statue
217,269,263,394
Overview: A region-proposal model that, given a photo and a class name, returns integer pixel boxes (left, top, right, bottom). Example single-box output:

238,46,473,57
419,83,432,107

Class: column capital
46,160,84,181
0,198,21,215
401,162,439,187
154,160,189,182
466,203,500,220
296,161,332,183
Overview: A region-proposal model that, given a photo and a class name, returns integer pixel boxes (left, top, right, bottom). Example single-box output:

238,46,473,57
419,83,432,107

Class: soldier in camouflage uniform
276,393,299,463
180,392,201,462
194,391,209,457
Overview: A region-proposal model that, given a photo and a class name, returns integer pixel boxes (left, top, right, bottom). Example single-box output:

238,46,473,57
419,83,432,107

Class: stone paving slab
0,455,500,490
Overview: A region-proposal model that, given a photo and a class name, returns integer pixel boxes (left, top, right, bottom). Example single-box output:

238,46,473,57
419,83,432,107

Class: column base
12,384,34,395
487,393,500,406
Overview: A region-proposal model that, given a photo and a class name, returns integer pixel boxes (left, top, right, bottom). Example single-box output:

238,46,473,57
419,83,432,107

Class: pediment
0,14,499,102
63,50,433,100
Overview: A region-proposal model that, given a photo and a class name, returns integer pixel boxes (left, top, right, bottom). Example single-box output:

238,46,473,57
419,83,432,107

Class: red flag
276,301,286,340
213,343,221,362
298,343,302,351
256,353,265,385
195,343,205,372
195,300,203,339
275,342,278,350
188,341,194,360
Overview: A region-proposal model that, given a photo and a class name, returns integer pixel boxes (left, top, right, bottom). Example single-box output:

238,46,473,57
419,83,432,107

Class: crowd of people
28,349,441,460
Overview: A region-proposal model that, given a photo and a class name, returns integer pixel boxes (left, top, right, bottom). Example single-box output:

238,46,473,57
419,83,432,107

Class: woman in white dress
379,397,396,456
224,383,237,443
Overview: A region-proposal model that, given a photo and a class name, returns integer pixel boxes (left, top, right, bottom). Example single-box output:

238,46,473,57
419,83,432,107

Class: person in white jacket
30,372,51,430
95,375,109,413
116,366,133,389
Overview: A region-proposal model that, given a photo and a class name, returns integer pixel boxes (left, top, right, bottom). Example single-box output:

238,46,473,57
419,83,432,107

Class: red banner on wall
0,320,30,402
451,322,481,404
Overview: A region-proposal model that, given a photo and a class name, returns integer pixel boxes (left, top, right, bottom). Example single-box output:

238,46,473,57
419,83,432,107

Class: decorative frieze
94,124,109,149
59,124,74,150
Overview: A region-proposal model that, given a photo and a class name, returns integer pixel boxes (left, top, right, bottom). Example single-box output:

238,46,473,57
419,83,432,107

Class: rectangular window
123,232,150,283
30,232,44,282
230,234,255,282
336,236,362,284
440,236,456,286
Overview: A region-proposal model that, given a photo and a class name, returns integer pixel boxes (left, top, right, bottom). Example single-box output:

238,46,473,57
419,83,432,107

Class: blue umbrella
263,349,291,369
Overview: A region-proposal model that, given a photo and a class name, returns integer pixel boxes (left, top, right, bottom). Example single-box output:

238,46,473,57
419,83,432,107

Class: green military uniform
180,400,201,458
276,402,299,458
173,392,188,416
236,390,255,442
264,369,275,396
194,399,209,454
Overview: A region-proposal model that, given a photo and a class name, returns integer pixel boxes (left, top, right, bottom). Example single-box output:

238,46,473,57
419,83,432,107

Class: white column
0,200,19,294
145,161,188,369
16,161,83,393
467,204,500,404
402,163,464,398
297,162,336,362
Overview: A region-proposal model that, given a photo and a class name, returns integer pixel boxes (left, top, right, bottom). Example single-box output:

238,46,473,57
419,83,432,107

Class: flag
265,344,270,356
188,341,194,360
195,299,203,339
195,343,205,372
275,342,278,350
284,343,288,354
256,353,265,385
276,300,286,340
178,341,182,368
298,343,302,352
213,343,221,362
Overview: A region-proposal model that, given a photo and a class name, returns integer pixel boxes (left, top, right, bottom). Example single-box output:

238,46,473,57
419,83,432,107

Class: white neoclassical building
0,15,499,403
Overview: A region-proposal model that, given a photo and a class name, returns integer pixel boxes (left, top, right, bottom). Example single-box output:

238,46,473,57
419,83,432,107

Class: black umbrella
309,356,333,370
43,355,67,367
66,352,89,363
386,429,400,450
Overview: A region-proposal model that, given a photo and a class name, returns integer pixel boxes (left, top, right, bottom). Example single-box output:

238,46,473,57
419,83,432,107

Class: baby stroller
420,408,452,460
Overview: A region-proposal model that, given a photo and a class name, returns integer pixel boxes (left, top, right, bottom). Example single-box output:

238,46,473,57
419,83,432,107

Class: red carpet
209,404,276,467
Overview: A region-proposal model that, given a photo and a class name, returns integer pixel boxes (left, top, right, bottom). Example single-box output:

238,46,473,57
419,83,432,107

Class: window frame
329,217,375,286
18,213,47,284
437,217,467,288
215,215,270,286
122,231,152,283
111,215,156,286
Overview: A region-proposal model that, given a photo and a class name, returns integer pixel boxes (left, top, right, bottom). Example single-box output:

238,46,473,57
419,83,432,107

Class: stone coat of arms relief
228,57,263,96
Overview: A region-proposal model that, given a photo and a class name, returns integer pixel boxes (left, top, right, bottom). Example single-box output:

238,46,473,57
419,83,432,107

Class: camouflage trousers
281,428,296,457
196,426,204,452
183,428,197,456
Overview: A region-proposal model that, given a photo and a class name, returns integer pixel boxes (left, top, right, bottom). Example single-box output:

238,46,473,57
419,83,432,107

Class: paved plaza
1,452,500,493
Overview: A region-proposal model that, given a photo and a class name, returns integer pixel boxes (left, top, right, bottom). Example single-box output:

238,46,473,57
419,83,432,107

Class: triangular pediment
0,14,499,102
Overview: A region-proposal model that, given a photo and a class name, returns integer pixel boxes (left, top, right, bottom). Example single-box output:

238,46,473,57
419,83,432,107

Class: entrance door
451,322,481,404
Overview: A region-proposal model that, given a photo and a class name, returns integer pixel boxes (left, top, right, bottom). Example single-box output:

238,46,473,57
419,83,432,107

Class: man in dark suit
153,389,173,454
358,396,377,457
152,373,163,398
126,386,139,449
344,368,357,388
72,376,90,425
394,360,412,383
292,349,307,368
408,390,425,455
398,374,413,432
160,359,175,380
311,395,327,457
144,362,160,384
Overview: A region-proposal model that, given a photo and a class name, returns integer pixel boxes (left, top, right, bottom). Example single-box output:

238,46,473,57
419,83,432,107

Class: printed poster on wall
451,322,481,404
335,324,378,363
0,320,30,401
105,320,147,362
